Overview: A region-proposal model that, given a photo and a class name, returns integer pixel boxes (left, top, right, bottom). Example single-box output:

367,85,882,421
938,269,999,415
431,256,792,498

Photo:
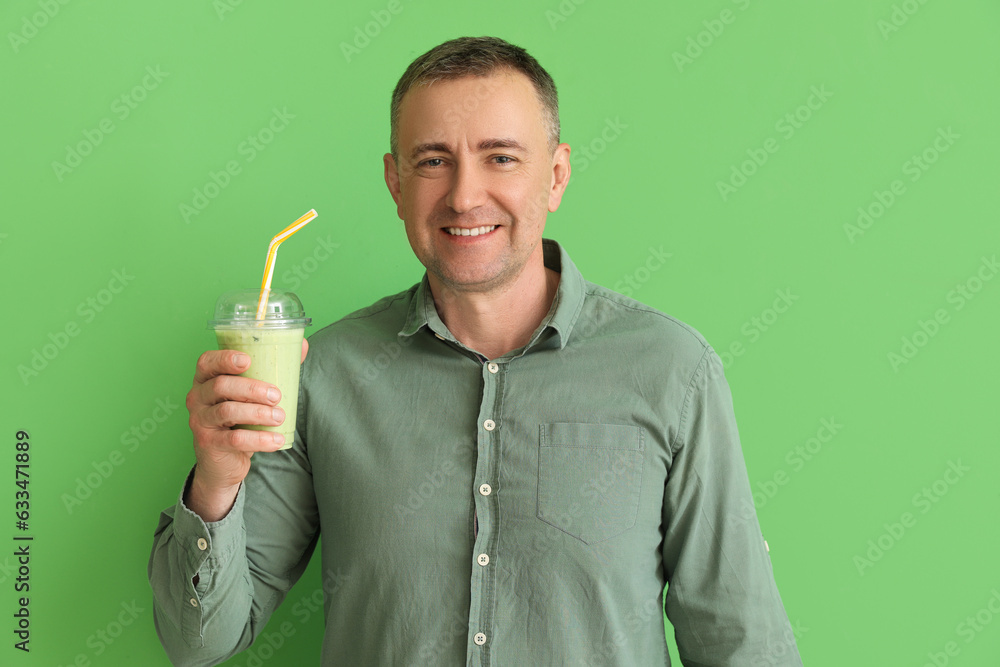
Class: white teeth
445,225,497,237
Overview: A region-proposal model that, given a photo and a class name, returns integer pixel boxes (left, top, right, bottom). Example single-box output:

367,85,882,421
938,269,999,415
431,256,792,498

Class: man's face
384,70,570,293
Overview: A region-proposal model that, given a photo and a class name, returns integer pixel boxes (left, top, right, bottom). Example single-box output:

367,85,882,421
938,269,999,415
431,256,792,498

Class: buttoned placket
467,352,504,666
429,323,550,665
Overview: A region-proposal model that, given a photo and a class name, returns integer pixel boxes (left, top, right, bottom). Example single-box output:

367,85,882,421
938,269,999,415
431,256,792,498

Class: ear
383,153,404,220
547,143,571,213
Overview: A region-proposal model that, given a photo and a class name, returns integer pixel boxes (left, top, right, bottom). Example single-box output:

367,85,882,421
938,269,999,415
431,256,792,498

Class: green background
2,0,998,664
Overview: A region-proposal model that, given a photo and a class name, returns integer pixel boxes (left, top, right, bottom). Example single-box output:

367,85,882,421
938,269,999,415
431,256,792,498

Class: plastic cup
208,289,311,450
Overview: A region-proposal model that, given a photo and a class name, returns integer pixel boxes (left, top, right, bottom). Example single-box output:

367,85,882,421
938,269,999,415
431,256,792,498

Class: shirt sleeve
147,434,320,667
661,348,802,667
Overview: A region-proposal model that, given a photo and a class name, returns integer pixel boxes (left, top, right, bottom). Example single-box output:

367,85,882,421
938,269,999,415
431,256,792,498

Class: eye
420,158,445,168
493,155,515,165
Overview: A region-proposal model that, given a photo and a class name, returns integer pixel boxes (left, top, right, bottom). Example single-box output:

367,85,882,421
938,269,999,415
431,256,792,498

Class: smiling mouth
444,225,498,237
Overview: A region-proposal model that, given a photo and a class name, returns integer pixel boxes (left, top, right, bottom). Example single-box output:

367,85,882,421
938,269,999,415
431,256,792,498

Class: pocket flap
542,422,644,451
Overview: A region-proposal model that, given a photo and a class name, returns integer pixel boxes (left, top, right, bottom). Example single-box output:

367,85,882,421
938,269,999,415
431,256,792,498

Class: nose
446,159,488,214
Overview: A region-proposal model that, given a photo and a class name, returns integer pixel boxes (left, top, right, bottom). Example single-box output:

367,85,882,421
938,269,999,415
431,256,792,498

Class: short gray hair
390,36,560,161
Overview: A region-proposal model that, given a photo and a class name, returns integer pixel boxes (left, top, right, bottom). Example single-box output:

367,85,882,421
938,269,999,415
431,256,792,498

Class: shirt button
474,632,487,646
189,598,198,608
477,553,490,566
483,419,496,431
487,362,499,374
479,483,492,496
197,538,208,551
434,333,445,340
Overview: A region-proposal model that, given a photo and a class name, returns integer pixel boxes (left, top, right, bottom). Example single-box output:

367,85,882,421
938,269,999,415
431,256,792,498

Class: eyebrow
410,138,528,161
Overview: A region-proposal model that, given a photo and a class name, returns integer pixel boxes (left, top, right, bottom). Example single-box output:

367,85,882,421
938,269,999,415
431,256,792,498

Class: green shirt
148,239,801,666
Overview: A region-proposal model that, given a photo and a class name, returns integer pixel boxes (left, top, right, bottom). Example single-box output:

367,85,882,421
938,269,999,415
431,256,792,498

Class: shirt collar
399,238,585,352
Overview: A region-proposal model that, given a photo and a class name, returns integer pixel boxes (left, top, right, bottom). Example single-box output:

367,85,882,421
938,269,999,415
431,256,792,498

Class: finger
301,338,309,364
194,373,281,410
195,426,285,455
194,349,251,385
210,427,286,453
207,400,285,430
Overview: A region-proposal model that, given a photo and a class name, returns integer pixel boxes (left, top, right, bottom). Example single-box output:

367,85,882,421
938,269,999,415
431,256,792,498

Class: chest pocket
536,422,645,545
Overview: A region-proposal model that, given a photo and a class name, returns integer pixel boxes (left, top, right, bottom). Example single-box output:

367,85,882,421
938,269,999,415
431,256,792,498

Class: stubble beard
422,208,527,295
425,246,523,296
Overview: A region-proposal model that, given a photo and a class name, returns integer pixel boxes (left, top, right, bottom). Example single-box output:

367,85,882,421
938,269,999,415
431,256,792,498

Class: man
149,36,802,666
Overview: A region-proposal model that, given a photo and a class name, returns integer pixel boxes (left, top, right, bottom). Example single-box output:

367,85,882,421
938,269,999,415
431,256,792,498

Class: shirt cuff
174,468,246,584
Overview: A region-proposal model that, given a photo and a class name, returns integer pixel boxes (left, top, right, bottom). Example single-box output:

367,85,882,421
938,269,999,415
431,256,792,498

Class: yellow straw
256,209,318,320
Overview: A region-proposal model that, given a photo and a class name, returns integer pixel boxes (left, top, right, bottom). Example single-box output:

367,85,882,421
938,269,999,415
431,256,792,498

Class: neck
428,248,560,360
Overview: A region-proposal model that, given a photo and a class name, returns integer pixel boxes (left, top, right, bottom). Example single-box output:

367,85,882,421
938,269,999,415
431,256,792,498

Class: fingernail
234,353,250,367
267,387,280,403
272,433,285,446
272,408,285,423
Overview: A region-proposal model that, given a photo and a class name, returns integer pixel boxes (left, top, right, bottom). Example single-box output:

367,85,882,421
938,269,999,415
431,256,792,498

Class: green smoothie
215,326,304,449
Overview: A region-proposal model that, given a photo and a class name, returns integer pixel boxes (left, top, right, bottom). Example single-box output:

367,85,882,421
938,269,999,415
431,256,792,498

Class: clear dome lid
208,289,311,328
